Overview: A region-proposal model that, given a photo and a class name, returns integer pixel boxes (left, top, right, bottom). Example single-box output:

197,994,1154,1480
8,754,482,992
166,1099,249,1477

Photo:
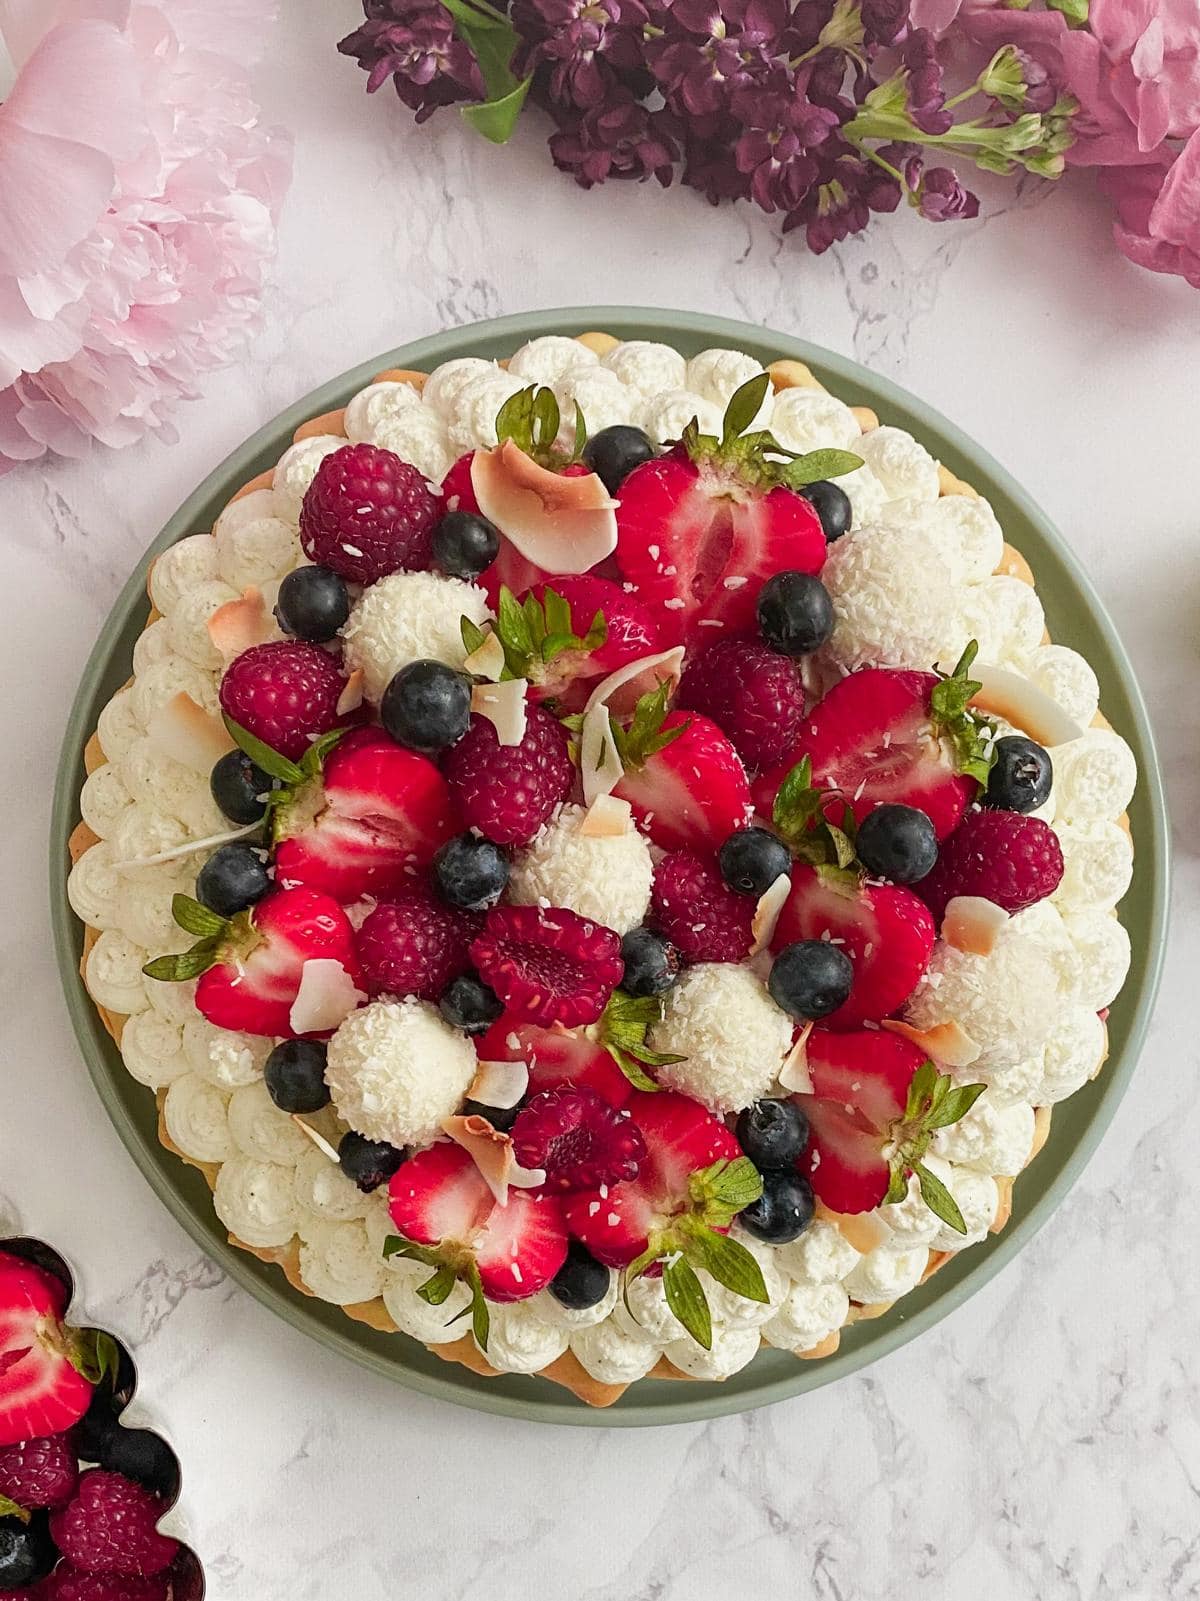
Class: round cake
67,331,1137,1406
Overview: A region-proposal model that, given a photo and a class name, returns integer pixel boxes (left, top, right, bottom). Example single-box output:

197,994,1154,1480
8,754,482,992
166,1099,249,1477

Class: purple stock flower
784,145,901,251
681,131,752,203
647,0,788,117
862,0,907,48
549,93,680,185
339,2,484,120
731,87,837,213
515,0,649,110
916,166,979,221
902,28,953,135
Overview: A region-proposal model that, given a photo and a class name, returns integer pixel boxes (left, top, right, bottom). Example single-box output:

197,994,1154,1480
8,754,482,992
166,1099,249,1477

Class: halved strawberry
0,1254,100,1447
144,887,363,1038
474,1018,633,1108
753,654,993,840
771,863,935,1028
386,1143,568,1342
797,1031,985,1224
273,729,461,902
612,705,752,854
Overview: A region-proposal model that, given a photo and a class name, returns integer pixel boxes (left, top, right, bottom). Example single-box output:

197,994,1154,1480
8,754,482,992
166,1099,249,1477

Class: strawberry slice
387,1144,568,1343
771,863,935,1029
144,886,363,1038
0,1254,100,1447
273,729,461,902
796,1031,986,1224
753,652,994,841
612,704,752,854
474,1018,633,1108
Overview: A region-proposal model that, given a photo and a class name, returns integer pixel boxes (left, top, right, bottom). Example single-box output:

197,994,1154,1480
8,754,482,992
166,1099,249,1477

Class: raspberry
651,851,755,963
219,641,347,762
299,442,442,583
511,1086,646,1191
676,638,804,772
49,1471,178,1578
442,706,573,847
40,1567,170,1601
470,905,624,1028
915,809,1065,921
356,886,480,1001
0,1434,78,1510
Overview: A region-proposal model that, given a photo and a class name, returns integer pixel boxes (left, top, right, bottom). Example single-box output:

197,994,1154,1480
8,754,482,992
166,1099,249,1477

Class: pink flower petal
3,17,147,158
0,124,114,278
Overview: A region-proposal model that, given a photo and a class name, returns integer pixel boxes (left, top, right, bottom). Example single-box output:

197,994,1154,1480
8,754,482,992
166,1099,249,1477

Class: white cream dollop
163,1074,234,1164
476,1301,570,1374
298,1219,387,1306
570,1319,661,1385
213,1155,300,1248
272,435,345,523
762,1282,850,1354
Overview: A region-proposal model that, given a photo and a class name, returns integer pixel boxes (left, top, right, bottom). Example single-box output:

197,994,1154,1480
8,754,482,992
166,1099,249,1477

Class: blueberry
619,927,680,998
718,826,792,897
800,479,852,541
769,940,853,1021
581,425,656,494
339,1132,406,1193
736,1098,809,1171
739,1170,815,1244
381,659,472,754
264,1039,330,1114
462,1096,521,1133
195,842,270,918
432,511,501,579
440,973,504,1035
984,735,1053,814
0,1513,55,1588
274,564,350,642
756,570,835,656
855,803,938,884
433,833,509,911
210,749,273,825
99,1426,180,1499
549,1241,612,1310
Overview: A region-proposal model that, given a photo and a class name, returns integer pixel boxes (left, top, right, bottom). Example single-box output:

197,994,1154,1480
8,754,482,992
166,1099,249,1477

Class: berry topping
799,478,852,541
380,659,472,754
299,441,441,583
438,972,503,1034
0,1254,99,1448
470,905,624,1028
581,423,656,493
0,1434,78,1510
49,1470,178,1578
440,450,480,516
650,850,755,964
511,1086,647,1192
263,1039,330,1114
983,734,1053,814
356,886,479,1002
432,834,509,912
676,638,804,772
854,803,939,884
432,510,500,579
756,569,835,656
768,940,854,1021
738,1170,815,1244
0,1511,54,1589
338,1132,406,1193
618,927,680,998
718,826,792,898
194,842,269,919
209,749,274,825
461,1097,520,1133
274,564,351,643
549,1242,612,1310
611,699,752,855
219,640,348,763
735,1098,810,1172
93,1429,177,1500
474,1017,632,1108
442,705,573,847
38,1566,171,1600
914,809,1065,920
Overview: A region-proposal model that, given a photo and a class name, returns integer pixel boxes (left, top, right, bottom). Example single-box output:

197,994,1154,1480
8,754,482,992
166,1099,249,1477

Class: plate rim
50,305,1171,1427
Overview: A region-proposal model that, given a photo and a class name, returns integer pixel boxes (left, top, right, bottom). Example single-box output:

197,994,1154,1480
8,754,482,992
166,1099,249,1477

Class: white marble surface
1,3,1197,1595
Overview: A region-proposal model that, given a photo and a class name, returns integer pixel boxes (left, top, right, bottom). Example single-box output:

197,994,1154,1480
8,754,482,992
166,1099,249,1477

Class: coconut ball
881,495,1004,584
508,335,598,387
507,804,653,934
341,570,491,703
856,425,940,502
325,998,476,1147
601,340,688,395
766,387,861,453
648,963,792,1114
344,380,424,443
820,522,961,672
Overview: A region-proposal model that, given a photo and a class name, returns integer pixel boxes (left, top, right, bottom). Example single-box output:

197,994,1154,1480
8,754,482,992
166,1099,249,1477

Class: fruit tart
66,331,1138,1405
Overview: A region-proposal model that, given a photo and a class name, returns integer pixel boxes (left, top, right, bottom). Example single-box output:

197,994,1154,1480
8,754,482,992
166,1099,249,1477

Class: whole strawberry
219,641,348,763
300,442,442,583
442,705,573,847
50,1470,178,1578
677,638,804,772
0,1433,78,1510
490,576,662,713
915,808,1064,920
356,887,480,1002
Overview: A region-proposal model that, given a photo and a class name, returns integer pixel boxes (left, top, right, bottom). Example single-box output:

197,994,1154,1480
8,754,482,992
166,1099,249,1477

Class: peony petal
0,123,113,277
3,18,147,156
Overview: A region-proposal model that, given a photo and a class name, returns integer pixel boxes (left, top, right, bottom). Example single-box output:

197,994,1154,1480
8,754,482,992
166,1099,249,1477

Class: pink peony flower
1100,133,1200,287
1089,0,1200,150
0,0,292,474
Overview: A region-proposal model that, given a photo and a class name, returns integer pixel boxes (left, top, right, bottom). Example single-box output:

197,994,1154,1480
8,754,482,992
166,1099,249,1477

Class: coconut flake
336,668,365,717
969,662,1084,748
582,645,686,721
942,896,1010,957
288,959,366,1036
467,1059,529,1110
471,678,528,746
777,1022,814,1094
750,872,792,957
207,586,276,660
112,819,261,871
882,1017,982,1067
147,692,235,774
291,1116,341,1163
463,627,506,681
441,1113,544,1204
471,440,618,573
579,698,625,808
578,793,633,838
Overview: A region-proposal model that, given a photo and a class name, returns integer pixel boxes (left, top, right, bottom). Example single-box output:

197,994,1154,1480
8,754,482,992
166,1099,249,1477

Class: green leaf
171,894,226,940
495,387,536,452
531,385,561,449
689,1156,764,1215
914,1161,967,1234
417,1263,460,1306
883,1165,910,1206
300,727,346,780
72,1329,121,1386
572,403,588,459
682,1227,770,1304
721,373,772,447
0,1495,29,1524
926,1081,988,1130
223,716,305,785
662,1254,713,1349
496,585,533,657
605,1047,661,1093
461,615,489,658
780,448,864,488
1045,0,1087,22
142,939,220,983
465,1260,491,1350
542,586,573,640
382,1235,443,1270
904,1059,942,1122
439,0,532,146
460,64,532,143
611,680,688,771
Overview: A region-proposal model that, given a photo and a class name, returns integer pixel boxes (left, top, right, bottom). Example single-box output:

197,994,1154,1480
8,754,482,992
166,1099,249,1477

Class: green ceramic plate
51,308,1169,1426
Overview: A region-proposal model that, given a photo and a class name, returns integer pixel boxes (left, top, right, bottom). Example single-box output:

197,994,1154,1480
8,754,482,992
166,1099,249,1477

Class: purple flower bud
902,28,952,136
549,94,679,187
916,166,980,222
862,0,907,47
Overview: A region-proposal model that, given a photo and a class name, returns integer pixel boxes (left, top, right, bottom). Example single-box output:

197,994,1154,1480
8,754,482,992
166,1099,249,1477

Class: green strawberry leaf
488,583,608,680
662,1254,713,1349
930,640,997,788
610,680,688,771
382,1235,442,1269
914,1161,967,1234
903,1059,942,1123
494,384,567,461
688,1156,764,1216
299,727,347,781
71,1328,121,1386
597,989,682,1092
464,1260,490,1350
417,1263,460,1306
883,1165,910,1206
773,755,864,873
461,615,490,659
0,1495,29,1524
926,1081,988,1130
605,1048,662,1093
171,894,227,940
721,373,772,447
779,449,864,488
223,715,306,786
572,402,588,460
682,1226,770,1304
143,937,222,984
